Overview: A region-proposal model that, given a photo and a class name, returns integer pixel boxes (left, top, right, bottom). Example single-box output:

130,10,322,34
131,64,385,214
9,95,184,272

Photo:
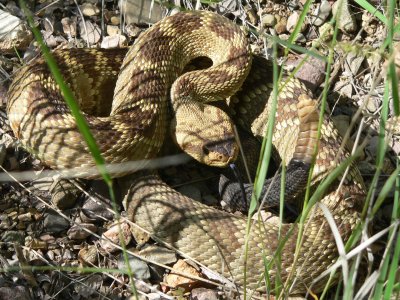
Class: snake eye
202,145,210,156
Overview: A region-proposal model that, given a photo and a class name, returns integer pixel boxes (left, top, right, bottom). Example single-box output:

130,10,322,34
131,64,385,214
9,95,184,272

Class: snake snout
202,138,238,167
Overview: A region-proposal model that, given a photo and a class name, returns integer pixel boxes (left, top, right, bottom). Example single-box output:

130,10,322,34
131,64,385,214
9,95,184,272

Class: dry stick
0,166,230,290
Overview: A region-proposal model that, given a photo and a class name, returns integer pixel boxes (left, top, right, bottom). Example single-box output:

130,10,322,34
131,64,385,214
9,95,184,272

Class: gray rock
287,11,303,33
135,245,177,265
74,274,103,298
332,0,357,33
43,211,70,233
51,179,82,210
190,288,219,300
0,286,32,300
81,180,118,222
365,135,380,158
262,14,277,27
212,0,237,15
1,230,25,244
290,54,327,91
275,17,287,34
334,79,353,98
101,34,127,49
118,253,151,280
80,3,100,17
311,0,331,26
295,33,306,43
100,222,132,253
106,24,120,36
124,24,142,38
79,20,101,45
344,51,365,76
120,0,164,24
61,17,77,37
0,9,33,53
67,223,97,240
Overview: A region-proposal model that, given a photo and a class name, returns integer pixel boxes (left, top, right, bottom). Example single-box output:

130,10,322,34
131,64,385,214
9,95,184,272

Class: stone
79,20,101,45
124,24,141,38
164,260,202,292
51,179,82,210
190,288,219,300
274,17,287,34
0,286,32,300
110,16,120,25
106,24,120,36
344,51,365,76
78,245,98,265
81,180,118,222
176,185,201,202
332,115,350,138
120,0,164,24
311,0,331,26
334,79,353,98
0,9,33,53
290,54,327,91
74,274,103,298
101,34,127,48
118,253,151,279
212,0,237,15
1,230,25,244
262,14,276,27
100,222,132,253
43,211,70,233
61,17,77,37
135,245,177,265
286,11,300,33
67,223,98,240
318,22,334,42
80,3,100,17
332,0,357,33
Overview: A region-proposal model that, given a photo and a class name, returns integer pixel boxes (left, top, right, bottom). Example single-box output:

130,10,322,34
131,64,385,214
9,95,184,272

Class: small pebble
274,17,287,34
80,3,100,17
43,211,70,233
190,288,219,300
79,245,98,265
110,15,120,25
262,14,276,27
101,34,127,48
67,223,98,240
61,17,77,37
100,222,132,253
79,20,101,44
286,11,298,32
311,0,331,26
118,253,151,279
332,0,357,33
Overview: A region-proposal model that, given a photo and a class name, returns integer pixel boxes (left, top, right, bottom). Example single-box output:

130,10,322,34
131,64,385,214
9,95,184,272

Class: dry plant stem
14,243,38,287
0,166,223,289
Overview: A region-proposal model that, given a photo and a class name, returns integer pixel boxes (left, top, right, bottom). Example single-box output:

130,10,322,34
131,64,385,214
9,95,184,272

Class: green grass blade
19,1,138,297
353,0,387,24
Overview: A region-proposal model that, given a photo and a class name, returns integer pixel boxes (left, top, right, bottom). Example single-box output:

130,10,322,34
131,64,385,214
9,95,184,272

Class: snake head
171,103,239,167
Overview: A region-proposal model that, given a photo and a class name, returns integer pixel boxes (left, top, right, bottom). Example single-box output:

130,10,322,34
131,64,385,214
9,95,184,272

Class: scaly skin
6,11,366,295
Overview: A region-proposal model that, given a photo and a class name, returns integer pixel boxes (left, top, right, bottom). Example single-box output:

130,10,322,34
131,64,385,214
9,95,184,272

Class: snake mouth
202,138,238,167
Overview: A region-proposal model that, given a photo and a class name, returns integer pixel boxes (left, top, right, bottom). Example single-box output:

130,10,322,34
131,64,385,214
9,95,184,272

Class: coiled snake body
7,11,366,295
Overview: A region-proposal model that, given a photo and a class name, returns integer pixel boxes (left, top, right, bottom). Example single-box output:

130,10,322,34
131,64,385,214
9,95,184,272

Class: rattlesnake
6,10,366,295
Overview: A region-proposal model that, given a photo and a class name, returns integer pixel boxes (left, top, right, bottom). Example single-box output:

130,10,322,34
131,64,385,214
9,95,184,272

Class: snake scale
6,10,366,295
